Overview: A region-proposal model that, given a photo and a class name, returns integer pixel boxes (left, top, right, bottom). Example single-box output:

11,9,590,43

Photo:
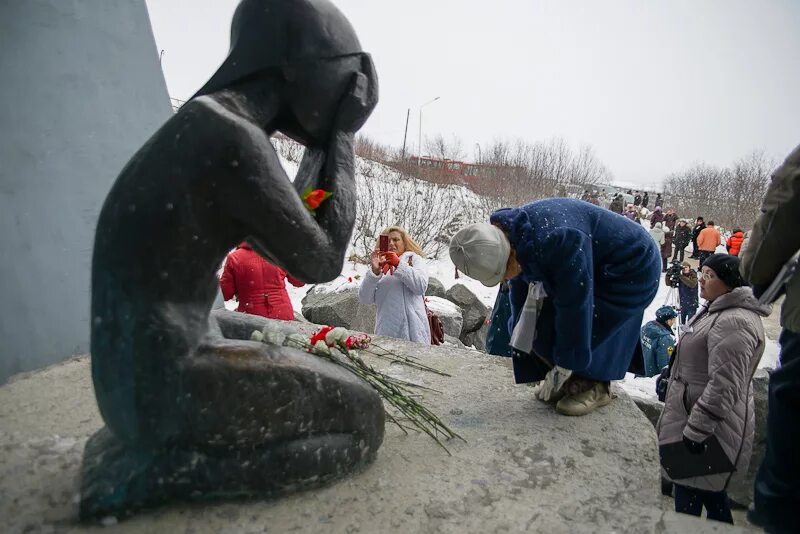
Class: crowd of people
218,143,798,532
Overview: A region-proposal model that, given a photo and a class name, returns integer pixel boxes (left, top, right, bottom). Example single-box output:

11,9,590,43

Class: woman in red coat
219,242,304,320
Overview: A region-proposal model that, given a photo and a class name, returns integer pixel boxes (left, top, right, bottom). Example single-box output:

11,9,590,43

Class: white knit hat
449,224,511,287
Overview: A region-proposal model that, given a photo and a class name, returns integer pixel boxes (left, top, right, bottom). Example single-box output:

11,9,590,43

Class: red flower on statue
303,187,333,214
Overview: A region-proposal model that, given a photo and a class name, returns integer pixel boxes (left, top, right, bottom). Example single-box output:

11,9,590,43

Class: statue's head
194,0,368,144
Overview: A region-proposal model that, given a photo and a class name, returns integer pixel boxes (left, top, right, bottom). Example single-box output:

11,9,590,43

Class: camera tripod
663,266,684,341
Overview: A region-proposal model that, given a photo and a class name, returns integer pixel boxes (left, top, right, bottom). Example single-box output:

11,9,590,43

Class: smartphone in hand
379,234,389,253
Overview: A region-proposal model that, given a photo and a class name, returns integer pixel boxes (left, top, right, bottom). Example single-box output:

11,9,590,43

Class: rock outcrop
0,324,748,533
443,283,490,349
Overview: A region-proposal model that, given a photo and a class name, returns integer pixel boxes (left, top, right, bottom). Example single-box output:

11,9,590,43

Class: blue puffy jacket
491,198,661,381
640,320,675,377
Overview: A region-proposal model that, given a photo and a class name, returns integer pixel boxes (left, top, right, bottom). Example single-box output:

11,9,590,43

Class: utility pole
401,108,410,160
417,96,440,166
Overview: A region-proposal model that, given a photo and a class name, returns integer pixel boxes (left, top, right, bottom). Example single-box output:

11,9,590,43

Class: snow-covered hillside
271,136,493,261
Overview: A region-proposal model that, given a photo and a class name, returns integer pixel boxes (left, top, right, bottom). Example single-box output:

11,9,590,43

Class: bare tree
663,150,775,229
424,134,465,161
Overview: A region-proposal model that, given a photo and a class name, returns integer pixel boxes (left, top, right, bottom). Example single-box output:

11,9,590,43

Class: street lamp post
417,96,440,166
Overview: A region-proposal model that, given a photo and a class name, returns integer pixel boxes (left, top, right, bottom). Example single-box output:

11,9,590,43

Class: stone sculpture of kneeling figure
81,0,384,519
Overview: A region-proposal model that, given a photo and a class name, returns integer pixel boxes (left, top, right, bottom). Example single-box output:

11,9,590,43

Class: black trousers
697,251,712,268
673,484,733,524
672,245,685,262
753,329,800,533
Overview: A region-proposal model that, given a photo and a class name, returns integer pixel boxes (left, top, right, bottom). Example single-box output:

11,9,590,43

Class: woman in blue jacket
450,198,661,416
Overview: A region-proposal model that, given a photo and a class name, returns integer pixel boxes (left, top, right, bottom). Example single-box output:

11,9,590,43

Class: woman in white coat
358,226,430,343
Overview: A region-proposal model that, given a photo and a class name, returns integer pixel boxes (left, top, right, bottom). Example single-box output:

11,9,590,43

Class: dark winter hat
655,306,678,322
700,253,746,289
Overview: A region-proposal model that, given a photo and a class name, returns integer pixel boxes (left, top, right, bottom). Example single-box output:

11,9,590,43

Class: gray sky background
145,0,800,187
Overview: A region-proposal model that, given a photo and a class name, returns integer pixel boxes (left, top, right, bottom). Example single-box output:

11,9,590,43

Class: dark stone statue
80,0,383,520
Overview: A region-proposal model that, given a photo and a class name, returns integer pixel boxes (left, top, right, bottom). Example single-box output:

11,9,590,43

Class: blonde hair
379,226,425,257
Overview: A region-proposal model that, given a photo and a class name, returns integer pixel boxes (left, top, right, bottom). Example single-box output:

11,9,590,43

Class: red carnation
303,187,333,213
309,326,335,347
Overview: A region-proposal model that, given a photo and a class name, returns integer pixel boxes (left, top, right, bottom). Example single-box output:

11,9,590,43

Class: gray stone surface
350,302,377,334
302,287,361,328
445,284,489,335
0,0,172,383
425,276,447,299
425,296,463,339
0,337,754,532
632,396,665,429
462,319,489,351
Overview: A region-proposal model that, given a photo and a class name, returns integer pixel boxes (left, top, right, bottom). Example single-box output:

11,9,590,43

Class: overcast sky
145,0,800,187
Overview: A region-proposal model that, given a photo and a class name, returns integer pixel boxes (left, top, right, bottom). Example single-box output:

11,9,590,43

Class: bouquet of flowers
252,325,464,453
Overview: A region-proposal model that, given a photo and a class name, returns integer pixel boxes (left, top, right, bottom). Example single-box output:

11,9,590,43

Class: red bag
427,302,445,346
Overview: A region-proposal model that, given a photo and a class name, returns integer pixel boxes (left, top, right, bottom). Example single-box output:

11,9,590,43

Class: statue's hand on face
334,54,378,134
282,54,377,145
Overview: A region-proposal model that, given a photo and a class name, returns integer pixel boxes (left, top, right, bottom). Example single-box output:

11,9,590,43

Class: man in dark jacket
740,143,800,534
634,191,642,206
642,191,649,208
655,193,663,208
450,199,661,417
690,216,706,258
672,220,691,262
675,261,699,324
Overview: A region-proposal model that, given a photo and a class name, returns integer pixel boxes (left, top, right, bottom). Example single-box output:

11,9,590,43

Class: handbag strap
406,254,432,313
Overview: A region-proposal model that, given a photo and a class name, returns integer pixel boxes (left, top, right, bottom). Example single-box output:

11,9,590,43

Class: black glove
683,435,706,455
655,365,670,402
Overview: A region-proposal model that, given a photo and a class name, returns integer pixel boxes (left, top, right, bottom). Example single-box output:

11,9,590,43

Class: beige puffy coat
656,287,770,491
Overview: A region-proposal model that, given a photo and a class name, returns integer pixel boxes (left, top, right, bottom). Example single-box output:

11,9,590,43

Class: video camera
665,259,682,287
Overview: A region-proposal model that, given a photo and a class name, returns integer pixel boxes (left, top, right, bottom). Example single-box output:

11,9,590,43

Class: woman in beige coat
656,254,770,524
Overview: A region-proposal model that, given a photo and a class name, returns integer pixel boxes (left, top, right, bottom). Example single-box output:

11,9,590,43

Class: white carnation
249,330,264,342
324,327,349,345
263,331,286,347
312,340,332,356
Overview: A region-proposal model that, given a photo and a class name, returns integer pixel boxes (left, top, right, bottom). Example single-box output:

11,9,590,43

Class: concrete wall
0,1,173,382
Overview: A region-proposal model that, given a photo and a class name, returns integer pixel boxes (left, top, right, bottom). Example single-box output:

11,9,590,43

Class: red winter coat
726,231,745,256
219,243,304,320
